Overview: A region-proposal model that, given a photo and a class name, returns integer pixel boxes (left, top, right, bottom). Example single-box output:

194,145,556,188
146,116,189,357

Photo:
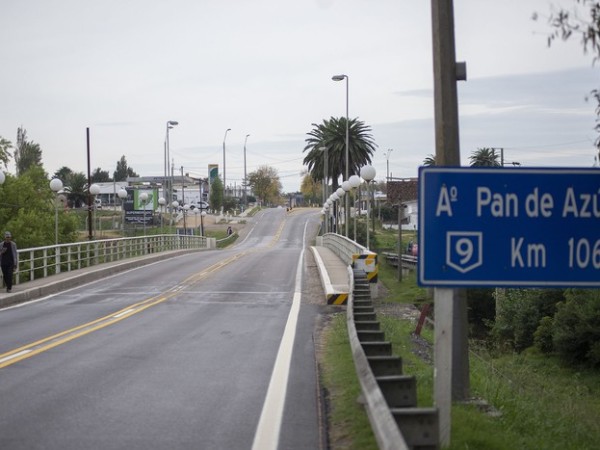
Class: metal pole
86,128,93,241
223,128,231,195
54,198,59,245
181,166,187,235
244,134,249,209
345,76,349,238
366,181,370,250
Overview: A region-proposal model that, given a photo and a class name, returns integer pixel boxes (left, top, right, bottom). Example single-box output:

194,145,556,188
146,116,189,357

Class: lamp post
223,128,231,196
243,134,250,210
332,73,349,237
89,183,101,240
385,148,393,181
171,200,179,232
139,192,148,237
158,197,166,233
330,192,339,233
50,178,63,245
165,121,178,205
360,165,376,250
118,188,128,235
183,204,190,235
336,187,345,233
200,210,206,236
348,175,361,241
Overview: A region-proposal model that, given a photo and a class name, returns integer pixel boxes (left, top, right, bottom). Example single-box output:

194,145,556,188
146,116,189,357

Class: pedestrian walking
1,231,18,293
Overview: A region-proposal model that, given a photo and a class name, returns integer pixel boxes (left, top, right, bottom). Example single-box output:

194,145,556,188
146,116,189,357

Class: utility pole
431,0,469,446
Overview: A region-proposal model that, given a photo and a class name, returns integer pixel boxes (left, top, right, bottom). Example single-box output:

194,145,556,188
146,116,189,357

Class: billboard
208,164,219,184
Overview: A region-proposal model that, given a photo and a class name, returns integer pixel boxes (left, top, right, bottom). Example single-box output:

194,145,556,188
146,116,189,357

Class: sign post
419,167,600,288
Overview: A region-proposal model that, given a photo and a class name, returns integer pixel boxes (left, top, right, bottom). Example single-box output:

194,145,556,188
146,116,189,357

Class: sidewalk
311,246,350,305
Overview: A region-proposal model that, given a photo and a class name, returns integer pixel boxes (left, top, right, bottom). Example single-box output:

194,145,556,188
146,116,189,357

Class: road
0,207,328,450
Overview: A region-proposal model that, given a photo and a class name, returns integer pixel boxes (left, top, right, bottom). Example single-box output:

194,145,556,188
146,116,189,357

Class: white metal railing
13,234,216,285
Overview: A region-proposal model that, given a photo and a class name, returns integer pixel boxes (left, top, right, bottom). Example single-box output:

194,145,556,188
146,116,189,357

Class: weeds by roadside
321,265,600,449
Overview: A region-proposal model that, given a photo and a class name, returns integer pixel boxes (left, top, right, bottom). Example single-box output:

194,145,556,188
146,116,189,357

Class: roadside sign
418,167,600,287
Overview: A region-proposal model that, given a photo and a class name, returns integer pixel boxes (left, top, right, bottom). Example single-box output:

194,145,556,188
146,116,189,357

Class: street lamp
223,128,231,196
332,73,349,237
200,210,206,237
165,121,178,205
360,165,376,250
243,134,250,210
50,178,63,245
118,188,128,235
140,192,148,236
158,197,166,233
336,187,345,233
385,149,393,181
349,175,361,241
183,204,190,236
342,180,352,238
89,183,101,240
171,200,179,230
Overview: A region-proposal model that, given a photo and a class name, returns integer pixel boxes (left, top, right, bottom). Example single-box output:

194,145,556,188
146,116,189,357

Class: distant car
189,201,209,210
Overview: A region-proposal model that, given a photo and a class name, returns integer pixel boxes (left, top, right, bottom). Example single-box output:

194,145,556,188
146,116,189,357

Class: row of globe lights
320,165,376,250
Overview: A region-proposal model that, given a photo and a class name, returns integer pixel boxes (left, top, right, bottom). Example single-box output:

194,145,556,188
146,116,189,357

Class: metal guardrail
347,268,439,449
13,234,216,285
382,252,418,269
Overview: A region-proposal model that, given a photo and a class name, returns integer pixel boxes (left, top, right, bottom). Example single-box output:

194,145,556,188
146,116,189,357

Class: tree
0,166,79,247
209,176,224,211
91,167,111,182
0,136,12,168
14,127,43,175
66,172,88,208
248,165,282,206
469,147,501,167
300,173,322,205
113,155,138,181
53,166,73,182
423,154,436,166
538,0,600,154
303,117,376,192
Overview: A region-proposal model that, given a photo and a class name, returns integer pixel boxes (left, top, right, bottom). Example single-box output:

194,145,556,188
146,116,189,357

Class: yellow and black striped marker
327,293,348,305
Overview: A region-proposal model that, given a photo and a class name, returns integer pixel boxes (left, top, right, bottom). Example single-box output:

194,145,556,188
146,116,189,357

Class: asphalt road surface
0,207,329,450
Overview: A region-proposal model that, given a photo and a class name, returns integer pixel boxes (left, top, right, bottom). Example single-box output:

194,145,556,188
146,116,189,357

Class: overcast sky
1,0,597,192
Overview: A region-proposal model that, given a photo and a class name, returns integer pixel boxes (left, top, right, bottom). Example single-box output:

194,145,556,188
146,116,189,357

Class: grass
322,263,600,449
321,314,378,450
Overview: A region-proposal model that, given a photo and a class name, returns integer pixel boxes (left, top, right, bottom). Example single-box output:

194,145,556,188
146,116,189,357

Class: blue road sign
418,167,600,287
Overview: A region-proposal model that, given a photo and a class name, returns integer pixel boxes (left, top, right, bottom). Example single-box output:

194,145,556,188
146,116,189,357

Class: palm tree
303,117,376,191
469,148,501,167
423,154,436,166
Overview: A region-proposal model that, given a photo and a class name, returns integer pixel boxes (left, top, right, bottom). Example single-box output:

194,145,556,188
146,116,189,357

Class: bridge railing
13,235,216,285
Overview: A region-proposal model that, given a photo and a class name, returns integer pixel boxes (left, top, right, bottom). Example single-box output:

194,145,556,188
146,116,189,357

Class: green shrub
534,316,554,353
492,289,564,352
552,289,600,367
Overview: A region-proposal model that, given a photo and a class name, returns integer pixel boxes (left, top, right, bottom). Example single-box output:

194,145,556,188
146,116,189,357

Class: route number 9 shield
446,232,483,273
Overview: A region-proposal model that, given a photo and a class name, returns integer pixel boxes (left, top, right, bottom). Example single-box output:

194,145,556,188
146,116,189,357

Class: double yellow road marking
0,250,249,370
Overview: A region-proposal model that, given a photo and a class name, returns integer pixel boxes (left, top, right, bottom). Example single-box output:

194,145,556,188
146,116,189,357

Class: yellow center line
0,250,252,369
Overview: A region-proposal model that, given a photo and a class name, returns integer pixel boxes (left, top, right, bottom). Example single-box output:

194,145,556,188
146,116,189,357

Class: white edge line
251,218,308,450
